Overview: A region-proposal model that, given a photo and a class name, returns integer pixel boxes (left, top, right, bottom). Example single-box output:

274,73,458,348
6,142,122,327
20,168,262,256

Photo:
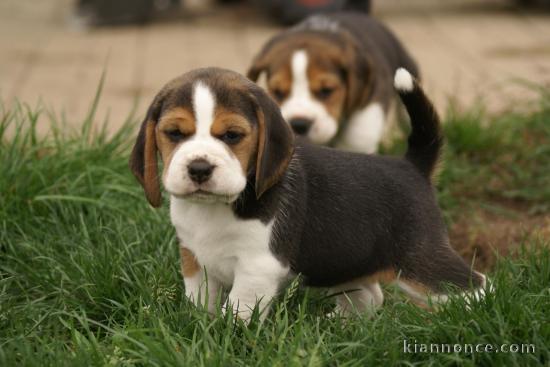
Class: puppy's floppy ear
247,38,280,82
129,100,163,208
247,54,267,82
251,87,295,199
342,35,375,114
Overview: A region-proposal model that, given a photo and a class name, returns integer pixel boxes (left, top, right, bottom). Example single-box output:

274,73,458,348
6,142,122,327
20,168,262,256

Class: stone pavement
1,0,549,135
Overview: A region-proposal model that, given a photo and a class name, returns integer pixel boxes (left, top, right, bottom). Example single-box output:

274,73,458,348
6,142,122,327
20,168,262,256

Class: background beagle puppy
129,67,486,322
247,12,419,154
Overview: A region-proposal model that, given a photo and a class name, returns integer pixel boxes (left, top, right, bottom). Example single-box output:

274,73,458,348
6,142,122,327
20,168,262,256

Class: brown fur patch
211,107,258,173
143,121,162,207
267,66,292,103
363,268,397,284
155,107,197,180
362,269,444,296
158,107,196,133
180,247,200,277
307,66,346,121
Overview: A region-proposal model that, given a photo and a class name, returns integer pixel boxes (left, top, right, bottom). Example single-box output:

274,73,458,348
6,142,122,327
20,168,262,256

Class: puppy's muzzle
289,117,313,135
187,159,215,184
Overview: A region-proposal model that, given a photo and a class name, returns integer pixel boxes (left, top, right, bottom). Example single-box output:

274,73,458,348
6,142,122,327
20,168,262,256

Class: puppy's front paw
222,299,255,324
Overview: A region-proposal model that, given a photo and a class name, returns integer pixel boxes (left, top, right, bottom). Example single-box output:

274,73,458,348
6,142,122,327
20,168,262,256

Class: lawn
1,87,549,366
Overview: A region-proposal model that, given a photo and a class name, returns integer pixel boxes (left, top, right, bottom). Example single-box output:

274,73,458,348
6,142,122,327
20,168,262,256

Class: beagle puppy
247,12,419,154
129,67,486,322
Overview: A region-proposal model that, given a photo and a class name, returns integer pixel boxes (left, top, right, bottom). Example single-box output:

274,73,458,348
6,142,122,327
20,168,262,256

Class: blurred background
1,0,549,134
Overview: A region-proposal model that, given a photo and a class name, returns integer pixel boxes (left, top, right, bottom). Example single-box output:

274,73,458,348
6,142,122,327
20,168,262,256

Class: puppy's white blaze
193,82,216,135
337,103,384,154
394,68,414,92
291,50,309,88
282,49,338,144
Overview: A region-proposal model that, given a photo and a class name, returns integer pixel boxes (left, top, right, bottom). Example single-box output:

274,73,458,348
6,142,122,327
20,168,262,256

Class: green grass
437,97,550,218
1,92,549,366
385,93,550,221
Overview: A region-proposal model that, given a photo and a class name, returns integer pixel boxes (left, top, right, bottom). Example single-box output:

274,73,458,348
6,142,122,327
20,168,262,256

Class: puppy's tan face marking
156,107,196,179
267,69,292,104
211,108,258,174
306,67,346,121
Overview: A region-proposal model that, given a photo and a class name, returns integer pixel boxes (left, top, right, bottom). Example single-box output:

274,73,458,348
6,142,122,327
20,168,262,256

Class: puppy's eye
315,87,334,100
272,88,287,102
164,129,188,142
219,130,244,145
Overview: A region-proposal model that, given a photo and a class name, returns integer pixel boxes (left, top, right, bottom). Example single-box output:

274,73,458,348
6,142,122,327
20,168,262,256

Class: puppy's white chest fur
170,197,288,287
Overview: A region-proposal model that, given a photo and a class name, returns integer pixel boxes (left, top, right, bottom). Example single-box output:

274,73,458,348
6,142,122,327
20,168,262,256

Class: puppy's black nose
187,159,214,184
289,118,313,135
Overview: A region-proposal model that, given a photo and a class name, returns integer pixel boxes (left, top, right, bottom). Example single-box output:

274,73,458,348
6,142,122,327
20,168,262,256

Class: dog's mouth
171,189,238,204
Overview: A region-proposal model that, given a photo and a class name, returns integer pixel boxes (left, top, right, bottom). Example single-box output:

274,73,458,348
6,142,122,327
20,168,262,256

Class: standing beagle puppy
248,12,419,154
130,67,486,322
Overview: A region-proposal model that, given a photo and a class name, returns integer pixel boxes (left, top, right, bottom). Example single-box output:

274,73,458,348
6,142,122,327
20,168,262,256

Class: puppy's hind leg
397,245,489,307
329,280,384,317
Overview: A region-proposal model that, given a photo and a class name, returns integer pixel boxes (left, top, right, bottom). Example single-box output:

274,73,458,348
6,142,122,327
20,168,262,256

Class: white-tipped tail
394,68,414,92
